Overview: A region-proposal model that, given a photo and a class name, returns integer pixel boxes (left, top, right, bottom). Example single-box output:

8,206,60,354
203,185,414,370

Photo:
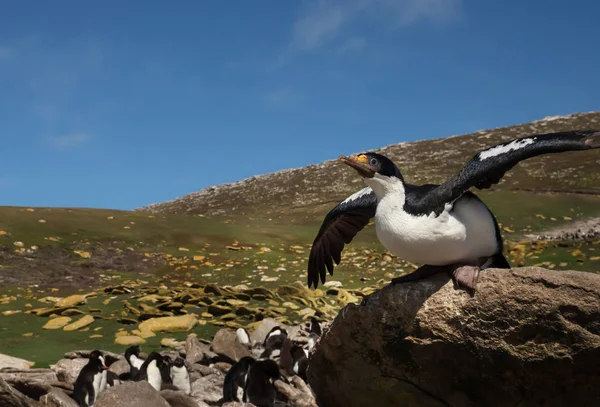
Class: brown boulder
95,381,170,407
211,329,251,362
308,267,600,407
50,358,87,384
185,334,205,365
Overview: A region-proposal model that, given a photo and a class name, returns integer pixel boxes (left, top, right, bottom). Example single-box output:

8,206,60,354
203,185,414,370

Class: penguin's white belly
375,195,498,265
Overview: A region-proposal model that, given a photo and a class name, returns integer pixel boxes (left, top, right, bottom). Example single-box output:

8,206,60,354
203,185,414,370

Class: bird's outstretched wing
406,129,600,216
308,187,377,288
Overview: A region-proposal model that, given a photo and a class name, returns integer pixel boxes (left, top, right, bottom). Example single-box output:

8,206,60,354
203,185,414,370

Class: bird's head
339,152,403,181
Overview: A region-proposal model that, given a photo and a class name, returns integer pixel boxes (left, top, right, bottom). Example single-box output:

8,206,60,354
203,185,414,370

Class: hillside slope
137,112,600,217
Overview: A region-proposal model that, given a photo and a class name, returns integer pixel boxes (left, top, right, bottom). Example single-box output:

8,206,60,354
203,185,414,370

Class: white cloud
49,133,93,149
290,0,462,52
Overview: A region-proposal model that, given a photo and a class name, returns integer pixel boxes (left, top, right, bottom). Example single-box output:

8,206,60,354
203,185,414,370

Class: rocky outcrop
308,267,600,407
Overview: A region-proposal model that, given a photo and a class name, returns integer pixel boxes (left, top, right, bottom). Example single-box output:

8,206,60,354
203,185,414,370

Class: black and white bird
308,129,600,292
170,357,191,395
123,345,144,380
133,352,166,391
223,356,256,403
72,350,108,407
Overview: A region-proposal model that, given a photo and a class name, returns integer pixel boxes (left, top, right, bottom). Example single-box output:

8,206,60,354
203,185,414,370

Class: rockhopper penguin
308,129,600,292
72,350,108,407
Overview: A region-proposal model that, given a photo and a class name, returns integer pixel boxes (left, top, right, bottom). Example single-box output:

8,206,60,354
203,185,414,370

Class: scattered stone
138,314,198,333
114,335,146,346
42,317,72,330
54,295,87,308
63,315,95,331
207,304,231,316
160,338,184,349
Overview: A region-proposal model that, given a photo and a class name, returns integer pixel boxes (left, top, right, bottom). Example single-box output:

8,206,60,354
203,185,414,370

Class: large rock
0,368,58,384
211,329,251,362
0,354,34,370
308,267,600,407
185,334,204,365
95,381,170,407
0,377,40,407
50,358,87,384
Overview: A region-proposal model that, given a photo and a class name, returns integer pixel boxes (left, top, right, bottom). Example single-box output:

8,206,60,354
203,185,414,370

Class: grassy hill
1,112,600,366
137,112,600,217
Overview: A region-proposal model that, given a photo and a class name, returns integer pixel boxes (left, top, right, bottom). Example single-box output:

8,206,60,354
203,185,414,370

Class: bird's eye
370,158,378,166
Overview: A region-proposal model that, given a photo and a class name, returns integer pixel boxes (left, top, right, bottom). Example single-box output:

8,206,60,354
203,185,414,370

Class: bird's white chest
147,361,162,391
375,194,498,265
171,366,191,395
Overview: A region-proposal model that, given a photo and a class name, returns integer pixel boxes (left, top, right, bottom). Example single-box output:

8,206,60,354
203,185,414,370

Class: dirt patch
0,245,166,289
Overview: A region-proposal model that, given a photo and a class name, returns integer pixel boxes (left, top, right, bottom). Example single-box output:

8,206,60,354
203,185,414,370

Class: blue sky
1,0,599,210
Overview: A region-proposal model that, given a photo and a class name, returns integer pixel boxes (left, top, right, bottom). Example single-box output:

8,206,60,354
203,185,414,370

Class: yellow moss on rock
138,314,198,333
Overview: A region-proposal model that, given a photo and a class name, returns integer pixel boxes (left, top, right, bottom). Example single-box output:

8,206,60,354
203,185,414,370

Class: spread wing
307,187,377,288
406,129,600,216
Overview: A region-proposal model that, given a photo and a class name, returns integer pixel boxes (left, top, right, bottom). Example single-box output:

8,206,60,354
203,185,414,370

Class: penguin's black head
146,352,165,366
89,350,108,371
172,357,186,368
125,345,141,356
339,152,402,180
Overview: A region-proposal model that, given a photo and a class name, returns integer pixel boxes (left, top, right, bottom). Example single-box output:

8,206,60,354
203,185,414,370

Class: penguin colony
71,346,191,407
224,318,323,406
71,318,323,407
308,129,600,292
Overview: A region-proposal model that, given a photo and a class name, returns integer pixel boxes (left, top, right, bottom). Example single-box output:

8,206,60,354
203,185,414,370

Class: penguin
134,352,165,391
309,317,322,338
308,129,600,293
291,345,309,381
72,350,108,407
223,356,256,402
243,358,281,407
278,337,294,374
260,327,288,360
124,345,145,379
279,338,308,380
236,327,252,347
89,350,120,392
104,371,120,389
170,357,191,395
159,354,173,386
